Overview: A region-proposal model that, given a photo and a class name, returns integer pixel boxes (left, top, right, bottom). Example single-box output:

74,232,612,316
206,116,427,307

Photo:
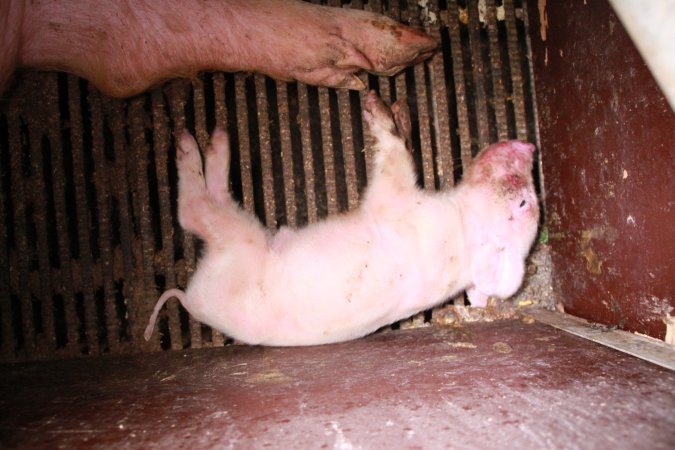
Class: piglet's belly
184,236,460,346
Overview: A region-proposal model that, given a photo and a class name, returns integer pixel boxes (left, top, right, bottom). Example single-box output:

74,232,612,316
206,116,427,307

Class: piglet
144,91,539,346
2,0,436,97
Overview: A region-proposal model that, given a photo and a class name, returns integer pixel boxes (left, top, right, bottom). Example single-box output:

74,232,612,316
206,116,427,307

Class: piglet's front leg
11,0,437,97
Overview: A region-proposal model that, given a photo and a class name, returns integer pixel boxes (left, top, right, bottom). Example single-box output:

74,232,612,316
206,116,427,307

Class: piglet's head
460,140,540,303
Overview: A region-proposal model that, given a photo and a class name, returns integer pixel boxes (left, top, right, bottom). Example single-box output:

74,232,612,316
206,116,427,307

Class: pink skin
144,91,539,346
1,0,437,97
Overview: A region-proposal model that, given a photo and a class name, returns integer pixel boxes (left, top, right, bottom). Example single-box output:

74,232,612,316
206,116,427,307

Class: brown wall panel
528,0,674,339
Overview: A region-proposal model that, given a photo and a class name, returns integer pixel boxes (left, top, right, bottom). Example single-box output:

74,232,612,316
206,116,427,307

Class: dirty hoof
363,91,396,130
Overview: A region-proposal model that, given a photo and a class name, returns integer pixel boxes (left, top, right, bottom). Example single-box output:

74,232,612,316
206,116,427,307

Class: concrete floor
1,319,674,449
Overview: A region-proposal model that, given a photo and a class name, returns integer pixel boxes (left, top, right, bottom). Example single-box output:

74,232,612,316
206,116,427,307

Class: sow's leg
8,0,437,97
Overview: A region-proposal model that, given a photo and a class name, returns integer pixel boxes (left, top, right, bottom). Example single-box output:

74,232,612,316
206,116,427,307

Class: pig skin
1,0,437,97
144,91,540,346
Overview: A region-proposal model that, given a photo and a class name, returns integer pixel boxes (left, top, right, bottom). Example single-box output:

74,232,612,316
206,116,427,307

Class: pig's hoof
391,100,412,150
205,127,228,155
363,91,396,134
176,130,202,167
342,14,438,78
283,6,437,90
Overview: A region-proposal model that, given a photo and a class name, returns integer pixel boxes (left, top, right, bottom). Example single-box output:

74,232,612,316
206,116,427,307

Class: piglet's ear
471,242,525,299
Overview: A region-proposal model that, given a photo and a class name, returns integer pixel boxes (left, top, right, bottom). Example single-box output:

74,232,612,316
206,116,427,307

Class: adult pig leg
14,0,437,98
361,91,418,208
0,1,23,96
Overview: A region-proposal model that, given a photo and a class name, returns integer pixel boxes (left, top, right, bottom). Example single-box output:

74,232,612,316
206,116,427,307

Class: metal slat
103,96,135,351
88,88,119,353
408,0,437,190
317,88,339,216
213,73,228,128
254,75,278,229
25,116,55,354
297,84,319,224
336,89,360,211
486,0,509,140
447,0,474,172
127,97,157,348
7,111,37,357
504,0,528,140
0,112,11,357
44,76,82,357
427,25,455,188
467,0,491,150
276,83,298,227
234,75,255,215
67,76,100,355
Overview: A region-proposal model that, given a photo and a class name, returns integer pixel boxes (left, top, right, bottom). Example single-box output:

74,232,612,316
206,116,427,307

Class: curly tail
144,288,189,341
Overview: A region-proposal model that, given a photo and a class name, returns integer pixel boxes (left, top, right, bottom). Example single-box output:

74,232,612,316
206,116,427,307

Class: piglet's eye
519,200,526,208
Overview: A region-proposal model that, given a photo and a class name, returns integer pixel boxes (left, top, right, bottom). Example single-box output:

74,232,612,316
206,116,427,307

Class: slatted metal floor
0,0,541,362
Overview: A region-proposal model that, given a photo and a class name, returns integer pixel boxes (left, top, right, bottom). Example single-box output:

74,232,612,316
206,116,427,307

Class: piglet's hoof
391,100,412,150
363,90,399,136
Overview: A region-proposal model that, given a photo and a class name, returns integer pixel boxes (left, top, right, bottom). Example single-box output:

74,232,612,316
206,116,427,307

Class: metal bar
213,73,228,129
317,88,338,216
45,76,82,357
127,96,157,348
412,5,437,191
254,75,277,229
103,96,135,352
276,82,297,227
297,84,318,224
234,75,255,215
67,76,100,355
447,0,474,173
7,108,36,356
504,0,528,140
486,0,509,141
87,88,119,353
0,111,12,358
26,116,56,354
414,65,436,190
336,89,359,211
467,0,491,150
530,309,675,372
428,43,455,187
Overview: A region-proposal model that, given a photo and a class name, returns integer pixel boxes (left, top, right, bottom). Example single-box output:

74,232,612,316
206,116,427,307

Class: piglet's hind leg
176,130,224,242
362,91,417,206
177,129,269,248
205,127,231,206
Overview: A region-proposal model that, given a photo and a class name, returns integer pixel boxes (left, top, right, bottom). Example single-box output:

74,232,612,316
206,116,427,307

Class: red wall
527,0,675,339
